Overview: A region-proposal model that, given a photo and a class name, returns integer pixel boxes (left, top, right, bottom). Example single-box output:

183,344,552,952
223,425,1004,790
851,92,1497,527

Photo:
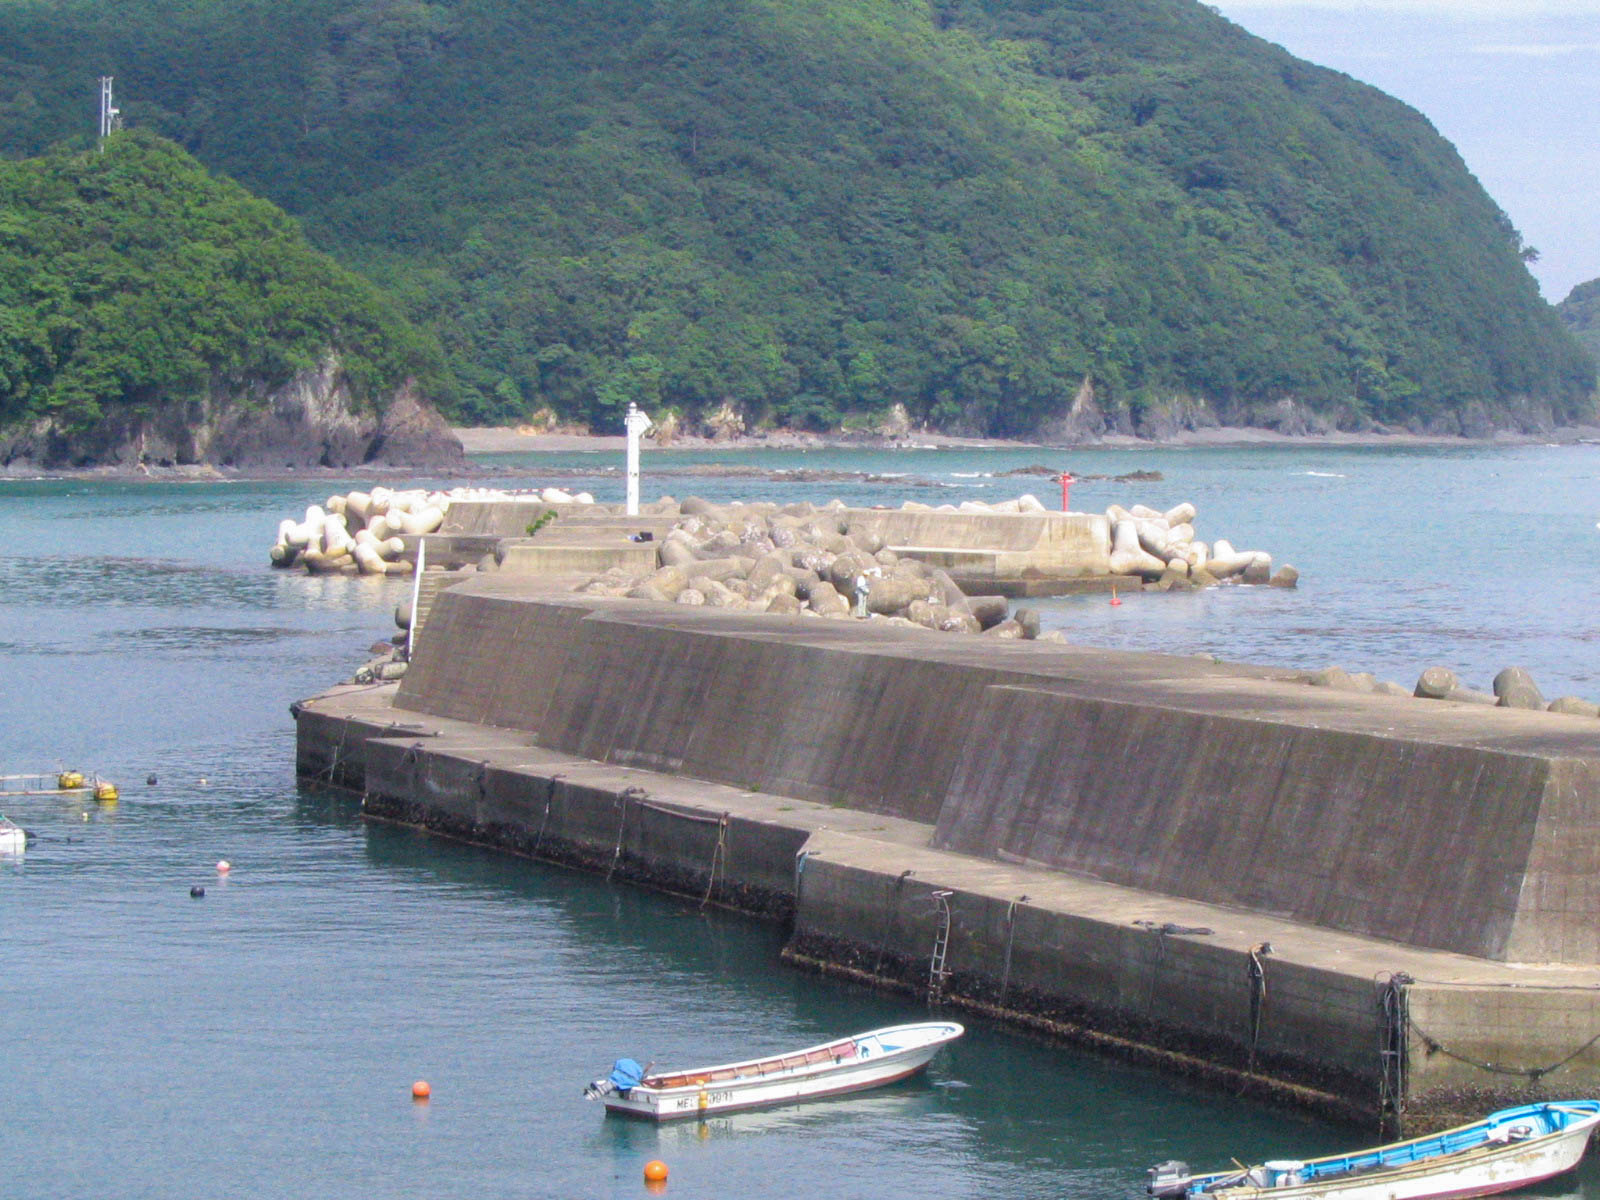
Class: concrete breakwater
296,576,1600,1132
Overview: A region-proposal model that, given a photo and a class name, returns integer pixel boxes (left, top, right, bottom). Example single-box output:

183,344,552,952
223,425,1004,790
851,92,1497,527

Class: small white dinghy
1147,1100,1600,1200
0,816,28,855
585,1021,963,1120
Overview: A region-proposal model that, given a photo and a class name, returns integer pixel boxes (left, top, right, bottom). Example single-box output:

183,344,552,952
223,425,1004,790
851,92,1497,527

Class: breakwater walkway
296,574,1600,1132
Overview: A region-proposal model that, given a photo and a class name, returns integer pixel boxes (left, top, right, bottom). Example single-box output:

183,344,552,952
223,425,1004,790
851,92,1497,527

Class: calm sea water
2,443,1597,1198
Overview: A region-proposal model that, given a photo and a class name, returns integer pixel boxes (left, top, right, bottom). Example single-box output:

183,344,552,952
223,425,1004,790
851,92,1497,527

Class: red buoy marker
412,1080,431,1101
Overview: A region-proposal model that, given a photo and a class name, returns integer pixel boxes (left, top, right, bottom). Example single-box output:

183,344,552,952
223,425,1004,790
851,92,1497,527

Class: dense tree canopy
1559,280,1600,364
0,0,1591,434
0,130,449,433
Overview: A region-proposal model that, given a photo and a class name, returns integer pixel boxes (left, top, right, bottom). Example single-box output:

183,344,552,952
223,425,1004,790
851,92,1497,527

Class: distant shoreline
4,421,1598,483
455,422,1600,455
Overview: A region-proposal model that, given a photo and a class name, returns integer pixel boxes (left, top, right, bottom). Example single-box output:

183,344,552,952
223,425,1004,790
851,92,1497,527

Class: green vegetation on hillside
0,129,448,433
0,0,1591,434
1559,281,1600,364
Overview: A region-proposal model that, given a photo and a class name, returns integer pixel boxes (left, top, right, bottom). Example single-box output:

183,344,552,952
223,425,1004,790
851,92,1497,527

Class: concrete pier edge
294,584,1600,1133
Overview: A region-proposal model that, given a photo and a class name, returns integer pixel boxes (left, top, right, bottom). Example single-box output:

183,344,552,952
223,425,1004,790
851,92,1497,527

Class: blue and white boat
584,1021,963,1120
1147,1101,1600,1199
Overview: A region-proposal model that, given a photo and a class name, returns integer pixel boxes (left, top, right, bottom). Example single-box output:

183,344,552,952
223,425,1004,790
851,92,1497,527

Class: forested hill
0,131,450,446
1559,281,1600,363
1,0,1592,437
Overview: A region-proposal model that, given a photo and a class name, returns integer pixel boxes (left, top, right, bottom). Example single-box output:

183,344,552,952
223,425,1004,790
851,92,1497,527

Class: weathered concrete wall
396,582,1600,965
844,509,1111,578
932,685,1548,962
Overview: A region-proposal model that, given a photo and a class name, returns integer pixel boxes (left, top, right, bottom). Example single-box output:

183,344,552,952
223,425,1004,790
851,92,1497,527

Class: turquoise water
1,446,1597,1198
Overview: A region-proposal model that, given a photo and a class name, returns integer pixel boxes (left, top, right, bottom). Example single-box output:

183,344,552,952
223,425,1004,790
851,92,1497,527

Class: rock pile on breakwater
1100,501,1293,588
576,497,1055,639
269,485,595,574
888,495,1292,589
1306,662,1600,717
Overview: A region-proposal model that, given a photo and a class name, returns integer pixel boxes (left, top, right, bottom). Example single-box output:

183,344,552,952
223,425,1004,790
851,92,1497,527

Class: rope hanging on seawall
699,813,730,911
1407,1016,1600,1081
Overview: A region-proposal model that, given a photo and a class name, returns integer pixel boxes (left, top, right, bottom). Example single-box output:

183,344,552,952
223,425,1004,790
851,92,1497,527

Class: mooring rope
531,775,562,857
699,813,730,911
1245,942,1271,1075
1000,895,1028,1005
1408,1017,1600,1081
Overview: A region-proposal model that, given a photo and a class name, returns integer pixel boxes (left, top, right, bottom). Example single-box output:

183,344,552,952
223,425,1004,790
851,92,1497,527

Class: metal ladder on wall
928,890,954,1003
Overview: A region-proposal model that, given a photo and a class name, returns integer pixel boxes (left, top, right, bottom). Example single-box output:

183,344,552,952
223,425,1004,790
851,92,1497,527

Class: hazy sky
1211,1,1599,302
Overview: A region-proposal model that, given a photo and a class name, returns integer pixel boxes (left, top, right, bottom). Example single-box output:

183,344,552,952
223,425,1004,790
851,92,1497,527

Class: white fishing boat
0,816,28,854
1147,1100,1600,1200
584,1021,963,1120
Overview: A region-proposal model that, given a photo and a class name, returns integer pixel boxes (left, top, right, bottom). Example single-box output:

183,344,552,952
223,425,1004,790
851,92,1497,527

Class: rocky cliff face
0,359,463,470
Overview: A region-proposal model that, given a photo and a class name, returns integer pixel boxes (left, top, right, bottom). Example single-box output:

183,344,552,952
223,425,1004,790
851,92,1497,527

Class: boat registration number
674,1091,734,1111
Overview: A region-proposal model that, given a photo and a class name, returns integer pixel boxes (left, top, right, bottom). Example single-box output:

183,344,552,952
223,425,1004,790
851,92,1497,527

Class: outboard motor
584,1057,646,1100
1147,1161,1193,1197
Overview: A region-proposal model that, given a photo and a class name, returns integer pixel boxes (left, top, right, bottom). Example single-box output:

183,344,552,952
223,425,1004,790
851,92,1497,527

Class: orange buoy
411,1080,431,1101
643,1160,669,1183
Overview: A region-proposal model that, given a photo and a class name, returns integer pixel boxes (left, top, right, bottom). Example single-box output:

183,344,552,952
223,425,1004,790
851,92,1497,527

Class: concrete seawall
296,578,1600,1130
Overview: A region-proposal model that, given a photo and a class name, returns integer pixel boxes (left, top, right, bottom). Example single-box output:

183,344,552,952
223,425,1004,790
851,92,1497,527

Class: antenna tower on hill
98,76,120,146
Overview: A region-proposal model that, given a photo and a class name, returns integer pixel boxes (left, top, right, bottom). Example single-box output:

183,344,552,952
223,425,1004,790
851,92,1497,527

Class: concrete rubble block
1205,539,1253,579
648,564,690,600
1013,607,1041,639
1136,518,1172,557
759,573,798,600
765,593,803,616
984,618,1026,638
1109,519,1167,577
806,580,850,617
783,567,822,599
827,552,876,591
1493,666,1546,711
745,552,789,594
678,496,720,518
1269,566,1299,588
1240,554,1273,585
875,548,899,567
697,530,743,557
1163,501,1197,526
704,579,745,604
626,583,671,604
965,595,1009,630
929,568,968,610
792,547,832,576
1548,696,1600,717
658,536,697,568
865,575,936,616
675,587,706,606
1447,686,1498,706
1415,666,1458,699
685,556,752,584
904,599,941,629
1129,504,1163,519
1017,493,1047,513
939,610,982,634
1158,562,1192,587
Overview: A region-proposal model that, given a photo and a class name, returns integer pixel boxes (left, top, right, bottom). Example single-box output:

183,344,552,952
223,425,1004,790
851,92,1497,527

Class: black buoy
146,774,158,786
189,885,205,898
